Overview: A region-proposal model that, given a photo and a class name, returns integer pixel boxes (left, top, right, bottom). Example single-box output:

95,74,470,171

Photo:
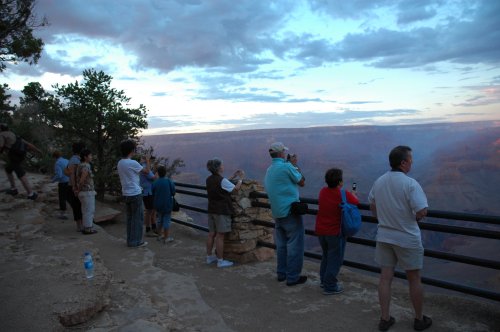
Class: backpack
339,189,362,237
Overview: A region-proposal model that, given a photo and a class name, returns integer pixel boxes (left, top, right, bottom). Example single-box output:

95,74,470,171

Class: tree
0,0,46,72
51,69,148,198
0,83,14,123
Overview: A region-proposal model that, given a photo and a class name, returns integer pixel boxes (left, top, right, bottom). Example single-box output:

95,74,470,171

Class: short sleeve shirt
221,178,236,193
264,158,303,218
368,171,428,248
117,158,144,196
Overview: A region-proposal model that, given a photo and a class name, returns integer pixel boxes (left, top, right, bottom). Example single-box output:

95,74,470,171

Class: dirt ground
0,169,499,331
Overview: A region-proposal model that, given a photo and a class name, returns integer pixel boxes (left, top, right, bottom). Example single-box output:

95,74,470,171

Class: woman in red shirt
315,168,359,295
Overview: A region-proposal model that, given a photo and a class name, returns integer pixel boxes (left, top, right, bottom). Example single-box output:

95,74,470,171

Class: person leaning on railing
369,145,431,332
205,157,244,268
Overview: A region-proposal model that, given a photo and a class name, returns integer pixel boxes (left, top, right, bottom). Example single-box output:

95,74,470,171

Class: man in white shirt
117,140,151,247
368,146,432,331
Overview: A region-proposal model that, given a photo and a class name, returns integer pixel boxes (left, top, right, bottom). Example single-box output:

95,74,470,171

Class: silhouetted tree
50,69,148,198
0,0,47,72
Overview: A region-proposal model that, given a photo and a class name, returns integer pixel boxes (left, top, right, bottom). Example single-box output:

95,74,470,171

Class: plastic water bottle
83,252,94,279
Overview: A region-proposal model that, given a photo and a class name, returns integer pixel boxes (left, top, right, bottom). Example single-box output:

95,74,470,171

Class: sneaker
136,241,148,248
145,230,157,237
165,237,174,243
277,275,286,282
378,316,395,331
323,284,344,295
27,192,38,200
414,315,432,331
286,275,308,286
6,188,18,196
206,255,218,264
217,259,234,268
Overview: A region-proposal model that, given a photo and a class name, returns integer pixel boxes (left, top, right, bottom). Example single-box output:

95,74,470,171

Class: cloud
32,0,500,77
147,109,422,133
35,0,296,74
289,1,500,69
346,101,382,105
454,85,500,107
147,116,197,129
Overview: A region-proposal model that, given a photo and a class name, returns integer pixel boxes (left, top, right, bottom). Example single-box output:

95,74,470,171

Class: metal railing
173,182,500,302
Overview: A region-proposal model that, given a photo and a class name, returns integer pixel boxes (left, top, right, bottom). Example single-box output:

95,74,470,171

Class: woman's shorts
208,214,232,233
142,194,154,210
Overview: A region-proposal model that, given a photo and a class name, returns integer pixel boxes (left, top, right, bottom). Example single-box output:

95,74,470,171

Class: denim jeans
274,214,305,283
318,235,346,292
124,194,144,246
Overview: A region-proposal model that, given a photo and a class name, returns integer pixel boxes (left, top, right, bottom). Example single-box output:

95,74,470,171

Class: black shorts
5,151,26,178
143,194,154,210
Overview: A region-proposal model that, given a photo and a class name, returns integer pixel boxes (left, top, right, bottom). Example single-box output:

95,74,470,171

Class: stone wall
224,180,275,263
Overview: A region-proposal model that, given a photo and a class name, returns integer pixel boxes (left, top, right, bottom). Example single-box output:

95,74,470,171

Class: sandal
378,316,395,331
414,315,432,331
82,228,98,235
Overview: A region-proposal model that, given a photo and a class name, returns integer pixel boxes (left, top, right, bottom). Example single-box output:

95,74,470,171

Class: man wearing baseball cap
264,142,306,286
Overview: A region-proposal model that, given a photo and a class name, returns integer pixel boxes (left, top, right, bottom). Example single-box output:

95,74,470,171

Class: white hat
269,142,288,153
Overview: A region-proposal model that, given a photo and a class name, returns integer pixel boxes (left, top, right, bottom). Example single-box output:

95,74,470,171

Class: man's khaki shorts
208,214,232,233
375,242,424,270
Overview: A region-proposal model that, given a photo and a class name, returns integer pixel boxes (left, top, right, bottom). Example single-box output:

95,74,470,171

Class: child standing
152,165,175,244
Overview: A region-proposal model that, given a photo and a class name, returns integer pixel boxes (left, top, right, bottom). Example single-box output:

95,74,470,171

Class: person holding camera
205,158,244,268
315,168,359,295
264,142,306,286
117,140,152,248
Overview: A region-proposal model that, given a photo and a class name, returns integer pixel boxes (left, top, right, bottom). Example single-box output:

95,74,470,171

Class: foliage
0,83,14,123
49,69,149,198
0,0,47,72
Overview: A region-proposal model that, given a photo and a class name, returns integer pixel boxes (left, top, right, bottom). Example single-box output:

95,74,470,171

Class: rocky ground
0,169,499,331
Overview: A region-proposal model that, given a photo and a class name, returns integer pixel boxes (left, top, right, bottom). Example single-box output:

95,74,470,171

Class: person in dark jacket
152,165,175,244
205,158,244,268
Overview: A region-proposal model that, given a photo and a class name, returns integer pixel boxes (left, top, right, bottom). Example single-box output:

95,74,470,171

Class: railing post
224,180,275,263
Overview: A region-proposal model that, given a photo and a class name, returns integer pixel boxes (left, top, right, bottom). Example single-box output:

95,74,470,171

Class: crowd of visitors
1,129,431,331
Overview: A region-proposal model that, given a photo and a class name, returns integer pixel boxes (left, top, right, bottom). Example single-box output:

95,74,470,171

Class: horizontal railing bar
249,191,500,225
172,217,209,232
176,189,208,198
177,204,208,214
174,182,207,190
251,220,500,270
256,240,500,302
251,202,500,240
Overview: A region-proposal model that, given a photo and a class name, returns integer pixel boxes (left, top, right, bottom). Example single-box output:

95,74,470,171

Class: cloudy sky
4,0,500,134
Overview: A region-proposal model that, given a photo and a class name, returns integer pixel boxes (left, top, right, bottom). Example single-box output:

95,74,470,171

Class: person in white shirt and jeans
117,140,151,248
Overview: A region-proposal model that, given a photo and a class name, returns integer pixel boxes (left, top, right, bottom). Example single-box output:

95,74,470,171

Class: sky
3,0,500,134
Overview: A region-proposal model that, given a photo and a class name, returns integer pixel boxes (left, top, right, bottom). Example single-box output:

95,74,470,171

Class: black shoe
277,275,286,282
414,315,432,331
27,192,38,200
6,188,18,196
378,316,395,331
286,276,307,286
